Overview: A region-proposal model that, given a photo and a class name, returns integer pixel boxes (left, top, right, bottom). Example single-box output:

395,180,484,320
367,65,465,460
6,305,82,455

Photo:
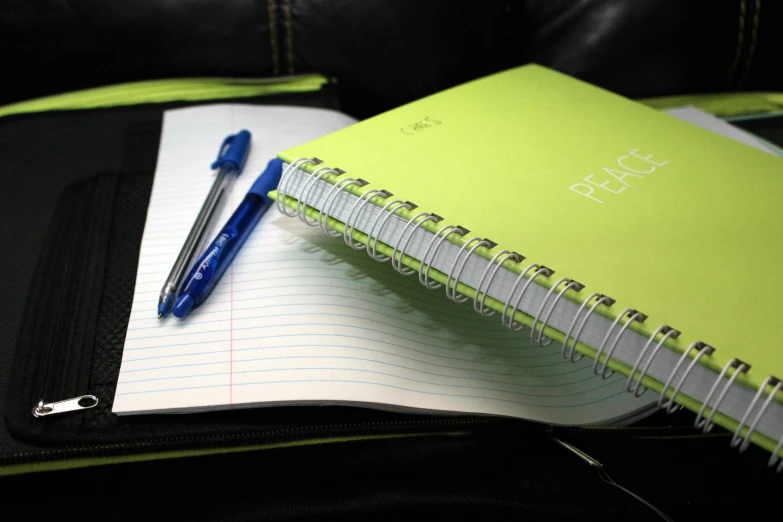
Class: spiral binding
392,212,443,275
445,237,497,303
474,250,524,316
297,165,343,225
276,157,783,471
343,189,393,249
502,264,553,332
276,157,322,216
318,175,367,237
562,293,615,363
594,309,647,380
532,277,583,347
367,199,417,262
626,325,680,398
694,359,750,432
730,376,782,453
419,225,469,289
657,341,714,414
770,435,783,473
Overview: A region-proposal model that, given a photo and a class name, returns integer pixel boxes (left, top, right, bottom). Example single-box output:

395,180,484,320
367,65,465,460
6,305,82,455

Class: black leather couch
3,0,782,117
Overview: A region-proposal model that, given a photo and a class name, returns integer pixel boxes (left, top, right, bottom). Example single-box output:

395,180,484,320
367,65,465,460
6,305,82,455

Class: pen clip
211,130,252,172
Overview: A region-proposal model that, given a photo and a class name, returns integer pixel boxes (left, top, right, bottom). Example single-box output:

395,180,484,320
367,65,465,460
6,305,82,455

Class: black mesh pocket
84,173,153,430
4,171,511,454
5,172,149,440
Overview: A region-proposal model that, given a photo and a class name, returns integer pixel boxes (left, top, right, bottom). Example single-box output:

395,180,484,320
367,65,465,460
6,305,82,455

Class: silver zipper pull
32,395,99,417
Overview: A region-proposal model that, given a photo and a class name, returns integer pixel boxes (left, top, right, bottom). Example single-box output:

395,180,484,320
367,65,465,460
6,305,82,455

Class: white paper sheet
112,103,652,424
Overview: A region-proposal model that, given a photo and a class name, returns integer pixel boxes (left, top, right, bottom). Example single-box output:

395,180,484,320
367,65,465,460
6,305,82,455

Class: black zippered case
0,88,545,469
6,169,516,450
1,89,781,519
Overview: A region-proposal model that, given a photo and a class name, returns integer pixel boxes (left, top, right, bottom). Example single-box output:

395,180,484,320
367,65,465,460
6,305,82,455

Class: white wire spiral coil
276,157,783,471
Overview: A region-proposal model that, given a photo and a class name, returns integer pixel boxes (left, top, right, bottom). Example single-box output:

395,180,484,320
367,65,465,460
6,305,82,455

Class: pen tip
158,313,163,319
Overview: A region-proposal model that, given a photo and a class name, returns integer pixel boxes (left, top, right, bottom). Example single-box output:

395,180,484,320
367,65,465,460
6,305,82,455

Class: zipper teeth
39,257,71,404
2,417,500,465
2,416,696,466
556,425,697,434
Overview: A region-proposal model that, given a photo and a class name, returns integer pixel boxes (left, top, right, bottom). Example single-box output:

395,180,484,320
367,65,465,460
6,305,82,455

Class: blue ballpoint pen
157,130,252,318
171,158,285,319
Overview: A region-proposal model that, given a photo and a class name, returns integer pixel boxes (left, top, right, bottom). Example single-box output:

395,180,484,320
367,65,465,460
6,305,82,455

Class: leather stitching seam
267,0,281,76
283,0,295,75
728,0,747,88
738,0,761,88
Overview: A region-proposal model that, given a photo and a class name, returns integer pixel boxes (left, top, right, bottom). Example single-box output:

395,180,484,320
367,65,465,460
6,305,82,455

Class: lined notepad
113,104,657,424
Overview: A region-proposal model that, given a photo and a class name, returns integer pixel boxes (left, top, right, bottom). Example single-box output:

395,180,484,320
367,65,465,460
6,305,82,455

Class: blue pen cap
248,158,285,198
211,130,252,172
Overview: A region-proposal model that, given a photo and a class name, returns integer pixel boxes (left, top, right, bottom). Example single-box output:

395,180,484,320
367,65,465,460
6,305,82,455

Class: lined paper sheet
113,104,653,424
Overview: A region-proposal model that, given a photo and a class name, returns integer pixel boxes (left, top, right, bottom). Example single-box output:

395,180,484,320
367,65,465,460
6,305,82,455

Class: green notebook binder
271,65,783,469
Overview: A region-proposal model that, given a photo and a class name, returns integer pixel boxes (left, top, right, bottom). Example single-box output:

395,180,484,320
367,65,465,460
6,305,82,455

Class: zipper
2,417,507,466
31,251,99,418
2,414,703,467
39,259,70,405
554,424,709,437
32,395,99,418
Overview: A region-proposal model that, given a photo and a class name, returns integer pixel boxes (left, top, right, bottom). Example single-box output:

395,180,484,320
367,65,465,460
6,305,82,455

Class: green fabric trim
639,92,783,119
639,92,783,155
0,430,467,476
0,75,330,118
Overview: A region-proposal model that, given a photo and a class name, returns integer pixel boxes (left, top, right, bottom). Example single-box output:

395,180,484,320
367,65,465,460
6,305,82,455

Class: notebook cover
276,65,783,417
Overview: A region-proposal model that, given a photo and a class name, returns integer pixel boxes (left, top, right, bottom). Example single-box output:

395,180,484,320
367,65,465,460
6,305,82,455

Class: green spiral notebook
273,65,783,469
